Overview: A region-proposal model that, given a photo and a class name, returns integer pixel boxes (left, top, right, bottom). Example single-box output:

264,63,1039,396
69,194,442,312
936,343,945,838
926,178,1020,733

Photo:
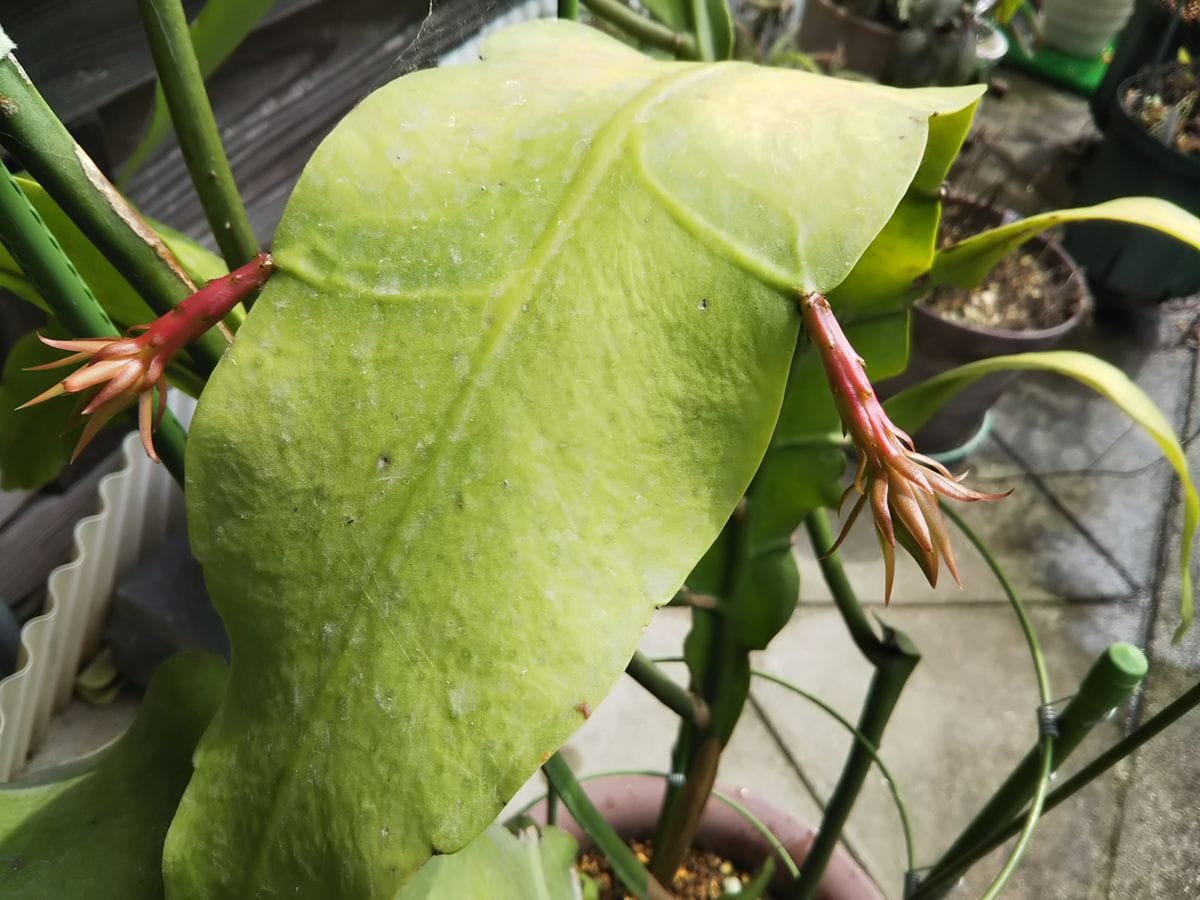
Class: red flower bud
800,292,1010,601
20,253,274,463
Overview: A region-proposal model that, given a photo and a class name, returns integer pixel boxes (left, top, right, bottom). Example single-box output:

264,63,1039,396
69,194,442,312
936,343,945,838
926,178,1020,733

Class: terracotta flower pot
880,199,1092,455
529,774,884,900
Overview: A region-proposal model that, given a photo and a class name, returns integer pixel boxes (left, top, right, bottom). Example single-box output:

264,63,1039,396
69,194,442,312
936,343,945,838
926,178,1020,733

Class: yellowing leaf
173,20,982,898
885,351,1200,640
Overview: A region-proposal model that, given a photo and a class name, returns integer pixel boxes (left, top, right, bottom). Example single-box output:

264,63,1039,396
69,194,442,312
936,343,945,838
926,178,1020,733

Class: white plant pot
1042,0,1135,59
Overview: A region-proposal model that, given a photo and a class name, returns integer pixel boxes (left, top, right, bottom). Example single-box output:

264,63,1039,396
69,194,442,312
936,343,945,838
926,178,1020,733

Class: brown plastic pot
879,199,1092,455
528,774,885,900
797,0,901,82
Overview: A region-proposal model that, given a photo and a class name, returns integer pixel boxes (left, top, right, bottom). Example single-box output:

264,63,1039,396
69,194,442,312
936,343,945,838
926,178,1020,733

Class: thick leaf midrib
232,62,724,895
633,152,801,293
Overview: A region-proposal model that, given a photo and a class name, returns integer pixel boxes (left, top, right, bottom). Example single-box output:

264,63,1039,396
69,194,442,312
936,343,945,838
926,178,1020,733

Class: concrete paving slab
1105,659,1200,900
1106,492,1200,900
985,339,1193,476
750,601,1144,899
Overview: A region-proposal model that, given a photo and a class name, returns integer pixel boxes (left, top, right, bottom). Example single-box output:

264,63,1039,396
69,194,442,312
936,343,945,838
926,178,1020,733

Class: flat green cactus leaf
396,825,579,900
0,655,226,900
0,325,79,489
176,19,981,899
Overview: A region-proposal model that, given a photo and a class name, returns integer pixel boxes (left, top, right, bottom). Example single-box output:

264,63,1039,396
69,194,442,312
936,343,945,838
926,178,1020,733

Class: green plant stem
650,507,750,883
917,643,1148,898
558,0,579,19
751,668,917,874
922,504,1055,900
783,511,920,900
137,0,260,273
803,509,885,664
652,732,722,883
509,769,802,879
979,738,1052,900
581,0,700,59
926,677,1200,894
689,0,716,60
0,53,228,374
626,651,709,726
541,754,673,900
545,772,559,827
0,157,186,486
784,627,920,900
654,653,921,872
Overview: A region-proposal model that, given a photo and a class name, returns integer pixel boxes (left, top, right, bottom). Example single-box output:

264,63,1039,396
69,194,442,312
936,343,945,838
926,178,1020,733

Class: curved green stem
979,736,1052,900
803,509,885,664
928,504,1054,900
785,513,920,900
558,0,579,19
783,629,919,900
917,643,1147,898
750,668,917,874
581,0,700,59
0,157,186,486
137,0,260,273
541,754,673,900
627,651,709,726
921,666,1189,896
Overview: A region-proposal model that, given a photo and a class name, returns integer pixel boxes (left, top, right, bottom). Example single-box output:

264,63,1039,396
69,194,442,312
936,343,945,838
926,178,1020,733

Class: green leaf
639,0,689,30
0,654,227,900
638,0,734,59
119,0,279,183
0,326,79,490
739,856,776,900
0,176,227,328
397,826,580,900
884,351,1200,640
691,0,735,61
174,20,982,898
926,197,1200,296
153,220,230,286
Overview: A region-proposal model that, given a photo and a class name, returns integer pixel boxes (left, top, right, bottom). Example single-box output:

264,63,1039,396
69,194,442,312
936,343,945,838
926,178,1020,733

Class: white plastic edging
0,397,193,780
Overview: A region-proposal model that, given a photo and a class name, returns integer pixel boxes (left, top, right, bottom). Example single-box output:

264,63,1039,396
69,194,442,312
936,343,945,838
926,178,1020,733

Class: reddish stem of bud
148,252,274,358
19,252,276,465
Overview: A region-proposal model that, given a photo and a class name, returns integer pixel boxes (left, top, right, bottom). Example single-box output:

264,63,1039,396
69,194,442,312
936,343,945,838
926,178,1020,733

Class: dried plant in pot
880,196,1093,456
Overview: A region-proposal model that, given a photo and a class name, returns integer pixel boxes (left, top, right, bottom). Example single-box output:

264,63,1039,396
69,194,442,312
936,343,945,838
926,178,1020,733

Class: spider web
391,0,558,73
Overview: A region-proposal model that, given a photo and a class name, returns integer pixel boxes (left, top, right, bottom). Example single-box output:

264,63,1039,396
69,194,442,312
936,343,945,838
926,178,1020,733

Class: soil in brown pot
1124,60,1200,156
918,203,1079,331
578,838,762,899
